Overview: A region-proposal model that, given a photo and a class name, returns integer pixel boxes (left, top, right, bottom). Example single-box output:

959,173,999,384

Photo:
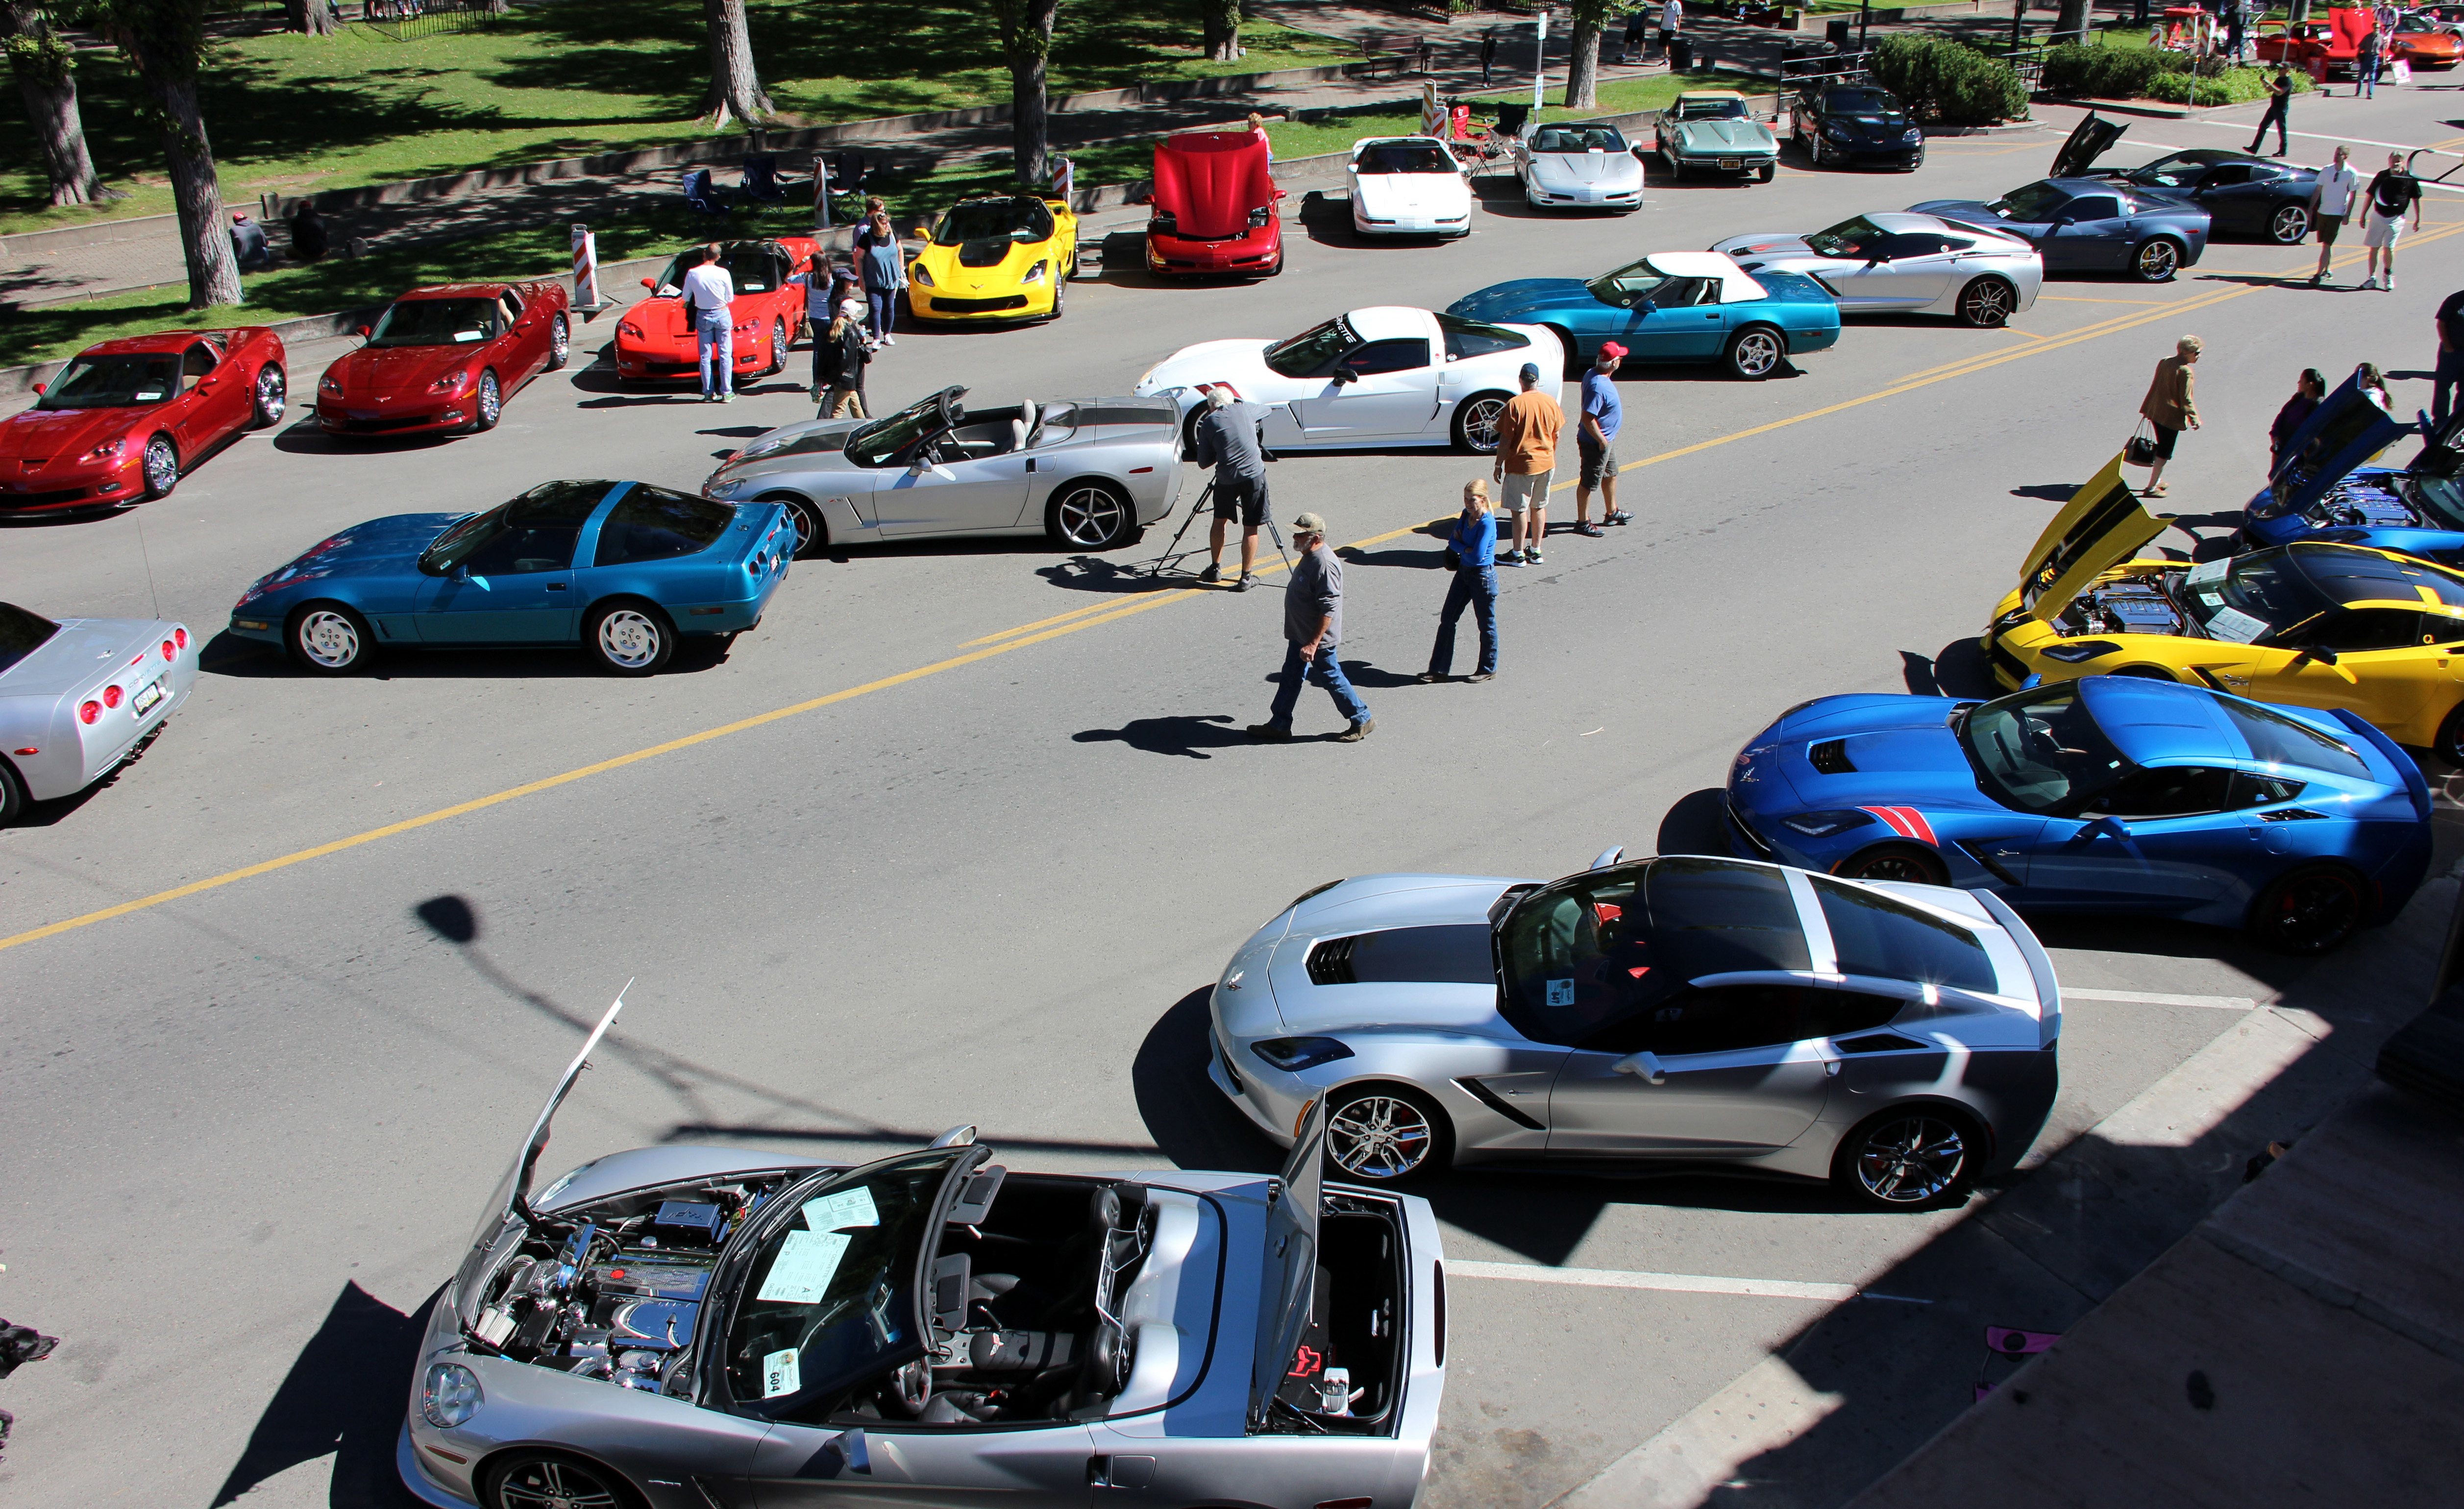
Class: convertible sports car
0,601,195,825
1447,251,1840,380
1654,91,1781,182
1510,120,1646,211
1910,178,2209,282
1147,130,1284,277
401,996,1447,1509
614,237,820,386
909,194,1081,323
1347,136,1473,238
1712,213,2041,327
1,327,285,511
227,480,793,677
1725,678,2430,954
1133,306,1563,455
1208,852,2060,1206
702,386,1183,555
1981,455,2464,762
1787,83,1926,171
2244,368,2427,550
317,282,570,439
2062,114,2322,245
2395,10,2464,67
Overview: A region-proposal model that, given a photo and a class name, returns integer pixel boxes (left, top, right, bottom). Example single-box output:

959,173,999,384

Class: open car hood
1153,131,1276,239
2015,453,2169,620
2265,367,2422,515
2052,112,2126,179
1250,1098,1327,1430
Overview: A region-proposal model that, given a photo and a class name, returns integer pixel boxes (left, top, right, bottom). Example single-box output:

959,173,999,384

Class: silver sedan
701,385,1183,557
0,600,195,824
1208,852,2062,1208
1711,212,2043,327
1511,120,1646,212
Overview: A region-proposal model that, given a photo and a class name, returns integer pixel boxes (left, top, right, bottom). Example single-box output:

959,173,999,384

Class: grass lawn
2,0,1348,235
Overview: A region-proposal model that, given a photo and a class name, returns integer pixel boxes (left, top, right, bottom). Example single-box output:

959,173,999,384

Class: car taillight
101,684,123,709
78,701,100,725
174,627,188,648
161,638,176,660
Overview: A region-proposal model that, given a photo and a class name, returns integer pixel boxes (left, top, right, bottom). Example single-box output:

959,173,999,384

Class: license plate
132,676,164,717
1719,158,1740,170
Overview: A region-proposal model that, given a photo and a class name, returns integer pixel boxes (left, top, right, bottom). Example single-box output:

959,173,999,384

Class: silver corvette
700,385,1183,557
0,600,195,824
402,997,1447,1509
1209,852,2062,1208
1711,212,2044,328
1511,120,1646,212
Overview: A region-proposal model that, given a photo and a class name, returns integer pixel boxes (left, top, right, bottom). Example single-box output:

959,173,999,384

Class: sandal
2143,483,2168,497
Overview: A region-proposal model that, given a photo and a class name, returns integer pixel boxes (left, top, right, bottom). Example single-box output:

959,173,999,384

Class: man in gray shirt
1193,385,1271,590
1250,512,1374,742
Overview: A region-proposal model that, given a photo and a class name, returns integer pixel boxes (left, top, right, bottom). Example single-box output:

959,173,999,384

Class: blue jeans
695,311,733,396
1267,640,1370,730
1428,566,1499,676
866,289,893,342
2436,349,2464,425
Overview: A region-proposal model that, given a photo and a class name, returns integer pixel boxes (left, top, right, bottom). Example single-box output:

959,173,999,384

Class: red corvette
613,237,821,386
315,280,571,439
1147,131,1284,279
0,327,287,513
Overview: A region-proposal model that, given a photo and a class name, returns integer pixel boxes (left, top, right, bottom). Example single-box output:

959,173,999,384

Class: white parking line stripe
2063,987,2261,1010
2170,119,2443,153
1449,1259,1859,1302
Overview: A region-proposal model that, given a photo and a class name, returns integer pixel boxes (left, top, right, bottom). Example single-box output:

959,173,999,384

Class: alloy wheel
1054,484,1126,547
1958,278,2014,328
2257,869,2364,953
596,608,663,669
477,371,501,427
493,1457,624,1509
1845,850,1946,885
1728,329,1782,378
1852,1114,1969,1204
254,365,286,425
549,314,570,367
2269,204,2311,245
143,435,178,496
1457,395,1507,452
1327,1095,1434,1180
296,609,362,669
2133,240,2179,281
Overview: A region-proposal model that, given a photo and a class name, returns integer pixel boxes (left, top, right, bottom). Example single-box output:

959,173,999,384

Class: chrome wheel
295,608,364,670
474,370,501,430
1956,277,2015,328
1454,393,1509,453
1850,1114,1970,1205
1050,484,1131,548
1725,328,1783,379
491,1455,625,1509
1327,1093,1436,1180
594,608,664,670
2268,203,2311,245
2132,239,2180,282
252,364,286,426
547,312,571,370
767,316,787,375
765,493,821,556
142,434,178,498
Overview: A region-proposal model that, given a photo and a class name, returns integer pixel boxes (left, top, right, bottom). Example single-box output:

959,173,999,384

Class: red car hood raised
0,405,142,463
323,344,485,397
1153,131,1275,240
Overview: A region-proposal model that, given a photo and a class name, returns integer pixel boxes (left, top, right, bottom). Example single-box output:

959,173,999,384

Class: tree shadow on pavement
1072,713,1250,759
209,1281,434,1509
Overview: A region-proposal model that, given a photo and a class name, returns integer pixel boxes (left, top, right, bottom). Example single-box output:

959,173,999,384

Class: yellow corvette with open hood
906,193,1080,325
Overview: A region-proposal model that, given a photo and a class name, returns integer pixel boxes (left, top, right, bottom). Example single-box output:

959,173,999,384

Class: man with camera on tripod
1194,385,1273,591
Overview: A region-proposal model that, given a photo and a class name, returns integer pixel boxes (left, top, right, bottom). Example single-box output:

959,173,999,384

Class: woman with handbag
2137,334,2203,498
1419,479,1501,684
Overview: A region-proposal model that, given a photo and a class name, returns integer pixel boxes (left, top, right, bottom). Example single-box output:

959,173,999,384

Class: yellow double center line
5,235,2455,955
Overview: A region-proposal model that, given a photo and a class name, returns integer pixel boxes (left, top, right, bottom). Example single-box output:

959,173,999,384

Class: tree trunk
153,71,240,308
1202,0,1241,61
998,0,1061,187
2053,0,2090,46
284,0,337,34
700,0,773,129
1563,19,1601,107
4,1,104,205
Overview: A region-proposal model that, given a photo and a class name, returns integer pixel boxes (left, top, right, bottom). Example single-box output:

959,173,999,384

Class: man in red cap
1573,342,1631,536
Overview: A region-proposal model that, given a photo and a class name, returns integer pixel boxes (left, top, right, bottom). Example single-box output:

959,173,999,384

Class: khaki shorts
1499,469,1552,512
2364,211,2406,249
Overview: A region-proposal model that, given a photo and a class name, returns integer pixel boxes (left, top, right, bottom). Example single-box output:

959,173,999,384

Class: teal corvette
1446,251,1840,381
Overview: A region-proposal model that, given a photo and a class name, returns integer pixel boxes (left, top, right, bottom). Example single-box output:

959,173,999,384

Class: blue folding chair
683,168,732,221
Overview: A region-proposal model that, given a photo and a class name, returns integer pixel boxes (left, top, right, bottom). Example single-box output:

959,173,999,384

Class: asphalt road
5,89,2463,1509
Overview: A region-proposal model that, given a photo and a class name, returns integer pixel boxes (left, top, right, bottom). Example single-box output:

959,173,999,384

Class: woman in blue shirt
1420,479,1501,683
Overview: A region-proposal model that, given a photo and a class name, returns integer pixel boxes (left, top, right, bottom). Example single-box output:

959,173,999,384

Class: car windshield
1263,316,1358,378
1585,255,1678,309
368,298,500,348
419,480,608,575
846,390,952,467
2219,699,2373,780
0,602,60,675
1822,88,1900,117
1984,181,2072,222
1676,97,1748,120
2175,545,2390,644
1531,125,1626,152
35,353,182,410
1497,857,1810,1048
1356,141,1455,173
934,197,1053,247
1804,216,1888,259
660,242,784,294
2124,149,2239,187
722,1148,965,1414
1960,684,2137,816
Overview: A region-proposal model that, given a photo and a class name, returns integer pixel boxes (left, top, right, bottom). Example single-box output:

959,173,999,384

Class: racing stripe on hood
1861,806,1939,846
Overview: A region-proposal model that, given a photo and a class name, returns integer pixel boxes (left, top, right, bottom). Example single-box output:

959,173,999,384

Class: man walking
2250,64,2292,155
683,244,738,403
1659,0,1683,66
1622,7,1649,64
2357,23,2380,99
1492,361,1562,565
1194,385,1271,590
2436,287,2464,425
2307,144,2359,285
1573,342,1633,536
1481,27,1498,84
2362,150,2422,291
1248,512,1373,743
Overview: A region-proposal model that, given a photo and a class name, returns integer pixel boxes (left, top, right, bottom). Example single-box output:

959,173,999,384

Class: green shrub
2147,72,2194,102
2191,78,2231,106
1873,33,2029,123
2043,44,2313,102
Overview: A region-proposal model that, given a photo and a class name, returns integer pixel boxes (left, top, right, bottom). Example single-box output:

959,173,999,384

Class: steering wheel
893,1358,932,1415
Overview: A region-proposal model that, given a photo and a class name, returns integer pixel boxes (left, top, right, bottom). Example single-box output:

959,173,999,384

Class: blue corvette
1725,676,2431,954
1445,250,1840,381
228,480,793,676
2244,369,2447,554
1909,177,2210,283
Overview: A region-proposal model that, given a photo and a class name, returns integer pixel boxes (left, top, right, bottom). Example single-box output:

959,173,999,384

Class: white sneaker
882,334,896,346
2387,273,2398,291
2361,276,2380,290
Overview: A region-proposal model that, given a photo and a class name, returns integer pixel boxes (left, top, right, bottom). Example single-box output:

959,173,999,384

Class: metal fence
360,0,503,42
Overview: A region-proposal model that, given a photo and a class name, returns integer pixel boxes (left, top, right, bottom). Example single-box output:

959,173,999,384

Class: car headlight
319,373,345,395
707,477,749,499
617,320,643,339
912,263,936,287
1021,260,1048,285
1825,123,1853,141
1252,1037,1355,1071
1780,809,1879,838
429,370,469,394
734,318,760,336
85,437,125,462
421,1362,482,1428
1248,204,1272,227
2040,639,2123,663
1902,127,1923,144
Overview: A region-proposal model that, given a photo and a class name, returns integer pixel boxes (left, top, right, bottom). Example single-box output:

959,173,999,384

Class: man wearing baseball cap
1248,511,1374,742
1574,343,1632,536
1491,361,1562,565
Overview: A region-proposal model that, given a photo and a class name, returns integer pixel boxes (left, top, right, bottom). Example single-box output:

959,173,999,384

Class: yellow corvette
1985,453,2464,762
905,193,1080,325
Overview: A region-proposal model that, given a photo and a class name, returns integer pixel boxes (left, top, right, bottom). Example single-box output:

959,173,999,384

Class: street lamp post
1534,8,1549,114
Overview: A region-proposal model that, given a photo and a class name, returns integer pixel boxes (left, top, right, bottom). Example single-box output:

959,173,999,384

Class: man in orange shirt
1491,361,1562,565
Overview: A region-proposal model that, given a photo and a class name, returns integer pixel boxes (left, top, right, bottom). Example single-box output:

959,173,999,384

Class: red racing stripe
1861,806,1915,840
1880,806,1938,847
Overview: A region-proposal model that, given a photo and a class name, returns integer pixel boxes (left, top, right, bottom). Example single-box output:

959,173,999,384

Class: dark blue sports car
1908,177,2210,282
2245,369,2445,553
1445,250,1840,381
1725,676,2431,954
228,479,793,676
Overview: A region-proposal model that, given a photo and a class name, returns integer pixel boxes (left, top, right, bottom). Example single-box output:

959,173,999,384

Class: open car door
2016,453,2170,620
1249,1099,1328,1432
2051,113,2126,180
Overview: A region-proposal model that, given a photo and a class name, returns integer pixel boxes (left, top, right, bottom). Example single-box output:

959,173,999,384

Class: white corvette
1132,306,1567,455
1347,137,1474,238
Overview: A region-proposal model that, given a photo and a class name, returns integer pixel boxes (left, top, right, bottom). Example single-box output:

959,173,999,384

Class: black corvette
1788,83,1926,171
2057,112,2318,246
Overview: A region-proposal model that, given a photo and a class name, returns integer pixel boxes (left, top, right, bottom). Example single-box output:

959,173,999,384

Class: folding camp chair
741,153,788,204
683,168,733,221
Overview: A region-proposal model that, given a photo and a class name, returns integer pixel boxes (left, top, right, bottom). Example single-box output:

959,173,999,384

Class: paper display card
2184,558,2228,588
2206,607,2270,644
756,1229,852,1305
803,1186,881,1233
1547,979,1576,1006
453,330,483,342
762,1346,802,1398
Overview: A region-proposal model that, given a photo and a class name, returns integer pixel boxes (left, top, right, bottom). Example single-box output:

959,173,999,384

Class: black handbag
1442,547,1462,571
2123,420,2158,468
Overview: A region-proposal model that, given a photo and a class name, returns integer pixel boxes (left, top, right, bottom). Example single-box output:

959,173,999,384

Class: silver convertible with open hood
403,996,1447,1509
1209,853,2062,1208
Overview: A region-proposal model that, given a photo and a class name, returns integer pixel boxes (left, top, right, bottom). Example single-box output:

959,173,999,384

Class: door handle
545,582,567,590
1612,1051,1666,1085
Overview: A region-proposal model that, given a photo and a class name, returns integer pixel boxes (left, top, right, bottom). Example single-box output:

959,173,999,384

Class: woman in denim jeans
1419,478,1501,683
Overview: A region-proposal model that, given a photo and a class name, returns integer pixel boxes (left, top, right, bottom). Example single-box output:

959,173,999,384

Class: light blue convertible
1446,250,1840,380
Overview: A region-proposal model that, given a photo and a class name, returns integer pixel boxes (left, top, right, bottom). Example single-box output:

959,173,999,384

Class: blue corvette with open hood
1446,251,1838,381
228,480,792,677
1725,676,2431,954
2243,366,2446,554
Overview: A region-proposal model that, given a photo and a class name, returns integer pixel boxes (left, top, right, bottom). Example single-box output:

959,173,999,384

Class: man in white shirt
2307,144,2360,286
1659,0,1681,65
681,244,738,403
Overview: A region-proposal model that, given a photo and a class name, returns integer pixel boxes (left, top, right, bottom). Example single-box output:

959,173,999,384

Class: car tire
545,312,571,371
586,599,675,676
760,491,824,558
287,602,374,675
250,364,287,427
2130,238,2182,282
0,757,26,828
763,317,788,377
1045,480,1137,550
1954,276,2017,328
1832,1106,1983,1210
1324,1083,1453,1185
481,1450,643,1509
1542,324,1582,379
1757,161,1776,183
1180,408,1206,462
2246,862,2370,955
141,433,179,500
1044,274,1067,323
1807,132,1827,168
1835,842,1949,886
2437,701,2464,766
1452,390,1513,454
2268,202,2312,245
1721,325,1785,380
470,369,502,432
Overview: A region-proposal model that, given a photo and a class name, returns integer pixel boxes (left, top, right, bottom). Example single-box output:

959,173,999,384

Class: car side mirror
29,383,41,395
1636,299,1659,315
1613,1051,1667,1085
641,277,655,290
1332,367,1358,385
356,325,371,340
2086,814,2133,838
2289,646,2338,667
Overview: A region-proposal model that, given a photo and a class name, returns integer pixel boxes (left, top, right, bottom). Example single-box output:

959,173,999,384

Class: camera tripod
1145,471,1294,582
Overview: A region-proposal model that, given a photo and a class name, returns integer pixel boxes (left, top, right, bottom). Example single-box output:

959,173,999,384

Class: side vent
1306,935,1360,986
1454,1077,1545,1130
1836,1033,1929,1054
1808,739,1857,775
2258,808,2330,823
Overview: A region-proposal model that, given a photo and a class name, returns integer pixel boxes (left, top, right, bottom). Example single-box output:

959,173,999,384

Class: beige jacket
2141,354,2197,431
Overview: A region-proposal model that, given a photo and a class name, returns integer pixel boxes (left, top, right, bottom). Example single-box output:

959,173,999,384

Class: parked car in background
909,194,1081,323
1655,91,1781,182
2391,11,2464,68
2256,14,2359,76
317,282,569,439
1910,177,2209,281
1347,135,1474,237
1,327,285,511
1510,120,1646,211
0,601,196,825
1713,212,2041,326
1448,251,1840,380
1788,83,1926,171
1147,129,1284,277
2098,147,2321,244
614,237,819,385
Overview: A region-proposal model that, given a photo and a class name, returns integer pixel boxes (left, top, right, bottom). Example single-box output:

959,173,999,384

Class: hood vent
1808,739,1857,775
1306,935,1359,986
1305,925,1497,987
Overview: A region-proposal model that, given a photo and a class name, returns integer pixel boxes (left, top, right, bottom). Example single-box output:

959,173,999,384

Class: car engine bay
2260,472,2427,530
2054,570,2192,639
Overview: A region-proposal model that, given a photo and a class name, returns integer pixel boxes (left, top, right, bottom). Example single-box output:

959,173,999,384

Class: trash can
1825,16,1853,47
1670,35,1695,71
